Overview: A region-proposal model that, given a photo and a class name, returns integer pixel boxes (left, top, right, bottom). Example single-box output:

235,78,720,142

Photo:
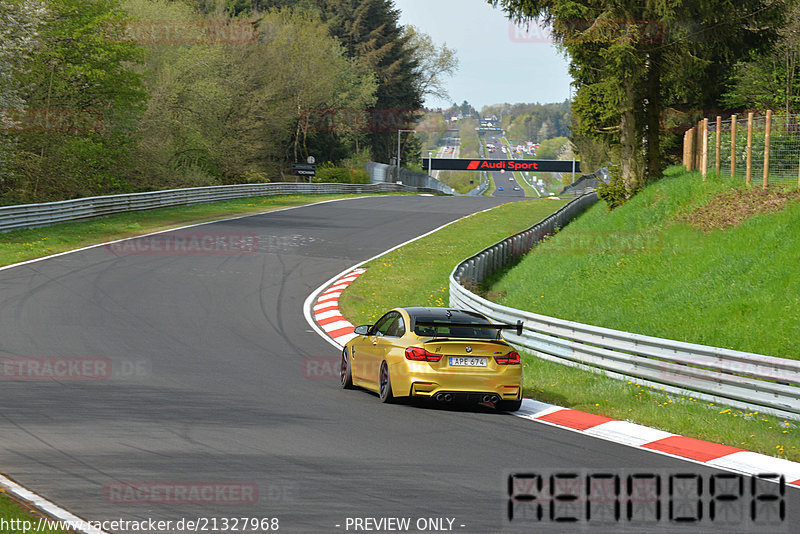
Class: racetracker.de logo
1,108,103,133
106,232,258,255
302,108,438,134
0,357,112,381
538,231,664,254
104,482,259,506
509,19,664,44
303,357,383,381
303,357,342,380
104,20,257,45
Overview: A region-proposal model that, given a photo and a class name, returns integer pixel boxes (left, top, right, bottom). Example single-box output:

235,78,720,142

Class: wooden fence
683,111,800,188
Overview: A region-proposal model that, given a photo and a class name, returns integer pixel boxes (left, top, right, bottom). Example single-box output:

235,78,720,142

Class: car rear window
413,319,497,340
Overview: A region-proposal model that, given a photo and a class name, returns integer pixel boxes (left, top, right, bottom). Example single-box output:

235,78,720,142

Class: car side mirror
354,325,370,336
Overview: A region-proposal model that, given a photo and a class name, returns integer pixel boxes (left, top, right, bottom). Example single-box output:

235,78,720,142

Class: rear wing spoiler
413,320,523,336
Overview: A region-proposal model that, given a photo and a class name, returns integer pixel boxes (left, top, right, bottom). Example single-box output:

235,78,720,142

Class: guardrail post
715,115,722,176
701,118,709,180
746,112,754,185
763,109,772,190
730,115,737,178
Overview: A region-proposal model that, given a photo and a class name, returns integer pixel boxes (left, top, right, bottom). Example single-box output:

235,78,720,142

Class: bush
536,136,570,159
313,166,370,184
596,166,631,210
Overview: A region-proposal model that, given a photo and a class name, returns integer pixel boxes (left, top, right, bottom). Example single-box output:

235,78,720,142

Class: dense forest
0,0,456,204
481,101,570,143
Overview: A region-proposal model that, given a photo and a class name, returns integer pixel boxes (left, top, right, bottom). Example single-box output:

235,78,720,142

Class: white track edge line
0,195,380,274
0,474,106,534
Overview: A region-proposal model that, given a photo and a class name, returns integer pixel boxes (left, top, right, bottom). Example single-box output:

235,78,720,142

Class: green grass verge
438,171,479,194
514,172,538,198
339,199,568,326
0,492,67,533
337,175,799,462
0,193,389,268
521,356,797,461
483,172,496,196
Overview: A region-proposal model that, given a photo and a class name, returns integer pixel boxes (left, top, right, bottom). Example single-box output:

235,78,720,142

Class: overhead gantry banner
422,158,578,173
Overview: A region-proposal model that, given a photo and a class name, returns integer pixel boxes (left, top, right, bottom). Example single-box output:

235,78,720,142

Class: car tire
340,348,354,389
498,398,522,412
378,361,395,403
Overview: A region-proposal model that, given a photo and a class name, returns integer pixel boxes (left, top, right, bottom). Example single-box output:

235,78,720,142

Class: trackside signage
422,158,578,173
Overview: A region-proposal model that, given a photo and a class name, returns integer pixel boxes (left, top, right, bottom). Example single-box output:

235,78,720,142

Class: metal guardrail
466,177,489,196
0,182,441,233
560,167,609,196
365,161,454,195
450,193,800,420
453,193,599,287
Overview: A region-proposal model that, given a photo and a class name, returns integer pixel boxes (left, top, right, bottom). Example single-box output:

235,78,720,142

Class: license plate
448,357,487,367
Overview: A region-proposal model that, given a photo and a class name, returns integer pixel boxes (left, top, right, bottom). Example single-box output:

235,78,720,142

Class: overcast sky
393,0,572,110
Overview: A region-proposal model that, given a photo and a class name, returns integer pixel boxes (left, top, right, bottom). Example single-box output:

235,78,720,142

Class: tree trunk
645,50,662,183
619,78,643,196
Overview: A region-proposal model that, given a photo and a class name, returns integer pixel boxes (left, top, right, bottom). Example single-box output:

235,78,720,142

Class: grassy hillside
489,166,800,360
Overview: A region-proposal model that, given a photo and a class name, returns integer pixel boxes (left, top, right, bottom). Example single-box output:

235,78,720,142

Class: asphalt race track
486,138,525,199
0,195,797,533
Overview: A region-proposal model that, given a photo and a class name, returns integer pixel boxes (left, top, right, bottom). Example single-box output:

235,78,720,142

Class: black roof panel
403,307,490,323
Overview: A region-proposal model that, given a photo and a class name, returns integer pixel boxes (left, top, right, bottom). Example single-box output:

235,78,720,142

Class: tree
537,119,553,141
260,9,378,164
322,0,423,162
128,0,376,185
0,0,47,201
13,0,147,202
403,25,459,102
231,0,456,165
490,0,784,202
483,101,570,142
536,136,568,159
724,1,800,114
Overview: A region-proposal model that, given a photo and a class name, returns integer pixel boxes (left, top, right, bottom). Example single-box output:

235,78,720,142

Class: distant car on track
340,307,523,411
497,186,504,191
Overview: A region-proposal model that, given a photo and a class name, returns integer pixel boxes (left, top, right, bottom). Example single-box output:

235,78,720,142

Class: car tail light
405,347,442,362
495,351,521,365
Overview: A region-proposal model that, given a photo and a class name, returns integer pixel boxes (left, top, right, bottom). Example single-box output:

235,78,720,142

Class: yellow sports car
340,307,523,411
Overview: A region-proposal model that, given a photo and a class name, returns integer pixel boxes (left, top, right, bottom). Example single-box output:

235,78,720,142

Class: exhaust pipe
435,393,454,402
482,394,499,404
